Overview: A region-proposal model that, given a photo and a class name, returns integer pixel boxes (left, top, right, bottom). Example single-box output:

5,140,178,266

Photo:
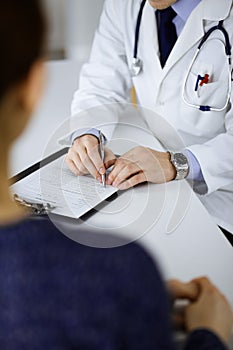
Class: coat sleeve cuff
183,149,204,182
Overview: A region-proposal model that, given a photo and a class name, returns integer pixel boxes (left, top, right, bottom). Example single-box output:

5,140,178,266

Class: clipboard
10,148,119,220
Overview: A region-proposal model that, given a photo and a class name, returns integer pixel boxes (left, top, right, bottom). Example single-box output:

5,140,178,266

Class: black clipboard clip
14,194,56,216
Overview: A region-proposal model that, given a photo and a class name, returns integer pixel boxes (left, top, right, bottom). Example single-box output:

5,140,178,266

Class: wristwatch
169,152,189,180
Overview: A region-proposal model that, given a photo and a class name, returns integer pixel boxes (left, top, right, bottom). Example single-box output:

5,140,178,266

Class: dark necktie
156,7,177,67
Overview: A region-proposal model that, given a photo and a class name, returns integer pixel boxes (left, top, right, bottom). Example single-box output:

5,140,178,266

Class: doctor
65,0,233,238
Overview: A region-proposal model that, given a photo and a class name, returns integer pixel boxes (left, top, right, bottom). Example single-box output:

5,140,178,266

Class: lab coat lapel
137,1,163,103
160,0,232,78
164,8,204,70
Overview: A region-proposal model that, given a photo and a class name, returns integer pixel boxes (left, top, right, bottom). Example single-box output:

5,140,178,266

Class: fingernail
99,167,105,175
118,184,124,190
113,181,118,187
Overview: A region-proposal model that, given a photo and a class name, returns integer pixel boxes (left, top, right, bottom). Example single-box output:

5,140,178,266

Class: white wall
42,0,66,55
65,0,105,62
42,0,105,62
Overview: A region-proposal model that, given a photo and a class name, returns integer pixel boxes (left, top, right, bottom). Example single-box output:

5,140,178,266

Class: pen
99,130,106,187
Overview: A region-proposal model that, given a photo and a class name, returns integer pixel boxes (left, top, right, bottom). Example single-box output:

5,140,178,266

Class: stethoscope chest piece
131,58,143,76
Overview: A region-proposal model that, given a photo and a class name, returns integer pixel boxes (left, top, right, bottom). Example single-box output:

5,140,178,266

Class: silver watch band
169,152,189,180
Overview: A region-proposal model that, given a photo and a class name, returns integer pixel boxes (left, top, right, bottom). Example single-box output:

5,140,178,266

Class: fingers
66,142,172,187
65,151,88,176
168,279,199,332
87,144,106,176
107,159,133,186
65,157,80,176
79,147,101,180
191,277,231,308
185,277,233,343
191,276,211,287
168,277,221,303
107,156,143,188
118,173,147,190
168,277,233,344
171,312,186,331
104,148,117,170
106,146,172,189
168,279,199,301
191,277,217,298
79,137,105,179
65,135,106,180
105,158,116,170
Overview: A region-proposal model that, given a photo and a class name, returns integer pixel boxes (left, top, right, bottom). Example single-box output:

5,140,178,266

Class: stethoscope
131,0,146,76
131,0,232,112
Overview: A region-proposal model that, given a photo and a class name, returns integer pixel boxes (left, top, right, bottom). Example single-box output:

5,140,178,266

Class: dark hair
0,0,46,100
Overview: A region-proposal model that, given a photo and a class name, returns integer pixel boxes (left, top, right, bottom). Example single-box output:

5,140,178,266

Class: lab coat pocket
181,63,228,137
197,81,227,109
183,61,228,110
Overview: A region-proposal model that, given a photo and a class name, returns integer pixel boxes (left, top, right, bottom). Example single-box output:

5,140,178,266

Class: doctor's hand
168,278,233,345
106,146,176,190
65,134,116,181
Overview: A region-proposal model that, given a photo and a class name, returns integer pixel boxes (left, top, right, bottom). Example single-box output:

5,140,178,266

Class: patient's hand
167,277,233,344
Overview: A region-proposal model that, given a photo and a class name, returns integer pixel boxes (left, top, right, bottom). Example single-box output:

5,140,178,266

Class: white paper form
11,156,118,219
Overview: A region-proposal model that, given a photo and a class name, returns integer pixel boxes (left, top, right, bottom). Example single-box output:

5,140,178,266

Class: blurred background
10,0,105,175
43,0,104,63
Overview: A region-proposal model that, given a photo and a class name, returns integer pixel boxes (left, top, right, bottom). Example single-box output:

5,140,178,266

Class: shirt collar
172,0,201,23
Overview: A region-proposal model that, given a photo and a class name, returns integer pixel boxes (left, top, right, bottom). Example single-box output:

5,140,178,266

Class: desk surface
72,118,233,306
10,60,233,307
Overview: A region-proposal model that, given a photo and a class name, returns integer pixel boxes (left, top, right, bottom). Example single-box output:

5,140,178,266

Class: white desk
11,60,233,308
72,116,233,307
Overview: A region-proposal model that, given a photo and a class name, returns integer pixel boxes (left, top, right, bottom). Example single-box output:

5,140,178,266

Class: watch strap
169,152,189,180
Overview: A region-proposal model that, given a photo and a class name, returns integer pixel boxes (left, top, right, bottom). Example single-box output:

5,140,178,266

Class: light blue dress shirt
72,0,204,181
172,0,201,36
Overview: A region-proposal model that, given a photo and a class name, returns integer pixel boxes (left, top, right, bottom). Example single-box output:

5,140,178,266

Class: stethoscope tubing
133,0,146,60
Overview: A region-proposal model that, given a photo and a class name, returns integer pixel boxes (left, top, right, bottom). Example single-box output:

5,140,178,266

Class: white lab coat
70,0,233,233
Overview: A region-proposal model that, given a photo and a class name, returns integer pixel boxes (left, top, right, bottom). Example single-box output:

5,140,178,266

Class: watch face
170,152,189,180
175,153,187,166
